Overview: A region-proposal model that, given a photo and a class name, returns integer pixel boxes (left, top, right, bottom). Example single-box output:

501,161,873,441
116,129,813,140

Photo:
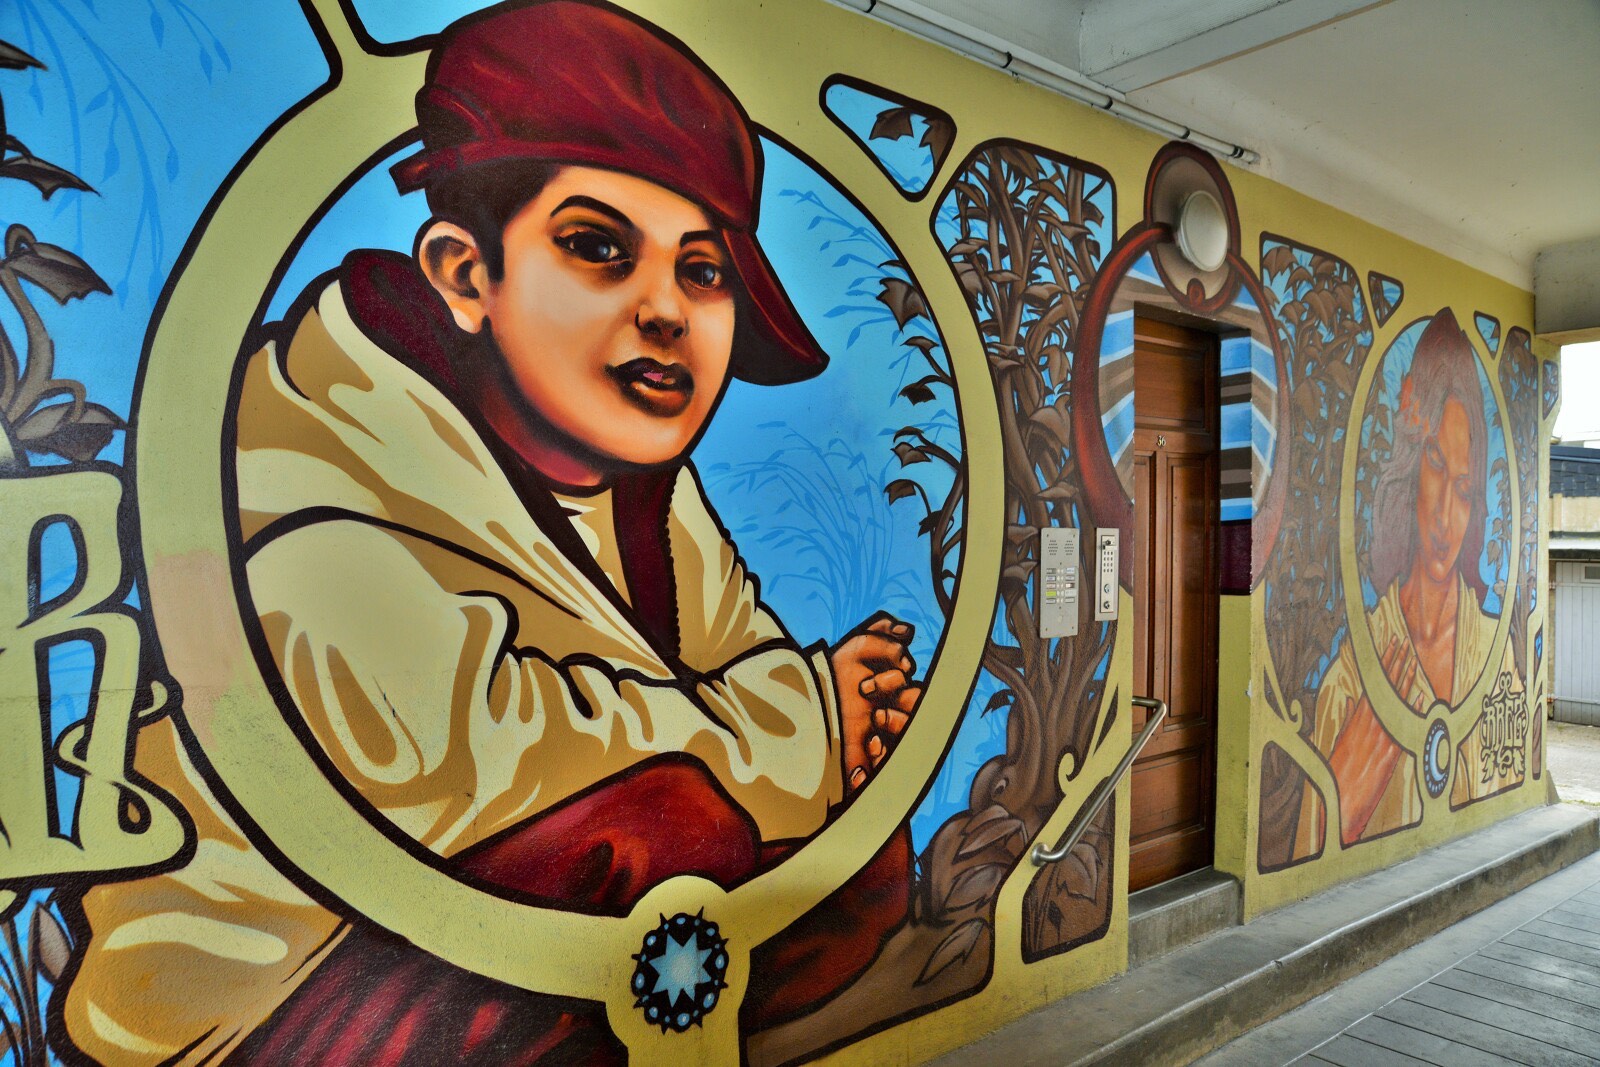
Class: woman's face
476,166,736,482
1414,395,1475,586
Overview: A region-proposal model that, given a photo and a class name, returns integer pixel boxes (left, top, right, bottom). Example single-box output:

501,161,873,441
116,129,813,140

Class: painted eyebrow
550,196,637,237
680,230,722,249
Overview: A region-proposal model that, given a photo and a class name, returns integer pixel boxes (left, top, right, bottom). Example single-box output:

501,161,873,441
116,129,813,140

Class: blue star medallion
631,911,730,1032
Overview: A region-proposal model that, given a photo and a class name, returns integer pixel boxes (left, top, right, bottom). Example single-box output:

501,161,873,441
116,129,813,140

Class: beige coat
65,280,844,1064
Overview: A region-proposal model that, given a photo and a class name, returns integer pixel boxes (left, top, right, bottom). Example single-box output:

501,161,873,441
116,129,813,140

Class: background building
1551,446,1600,725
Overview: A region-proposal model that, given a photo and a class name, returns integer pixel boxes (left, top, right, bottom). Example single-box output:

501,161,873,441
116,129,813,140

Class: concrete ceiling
895,0,1600,301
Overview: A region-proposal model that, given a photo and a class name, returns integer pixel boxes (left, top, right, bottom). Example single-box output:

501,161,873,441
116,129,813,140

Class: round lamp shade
1175,189,1228,272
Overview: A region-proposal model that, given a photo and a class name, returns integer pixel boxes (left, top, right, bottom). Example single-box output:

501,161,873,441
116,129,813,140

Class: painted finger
850,633,913,668
873,707,912,735
894,686,922,715
859,668,908,699
867,734,884,762
865,615,915,643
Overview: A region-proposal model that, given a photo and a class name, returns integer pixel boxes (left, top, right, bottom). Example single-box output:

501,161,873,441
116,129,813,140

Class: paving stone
932,805,1599,1067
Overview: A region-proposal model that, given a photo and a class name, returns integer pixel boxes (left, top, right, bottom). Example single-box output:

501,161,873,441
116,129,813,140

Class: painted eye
557,229,626,264
681,260,725,291
1423,438,1445,470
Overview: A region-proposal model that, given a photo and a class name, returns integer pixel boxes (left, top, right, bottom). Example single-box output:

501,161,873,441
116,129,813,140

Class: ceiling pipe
830,0,1262,166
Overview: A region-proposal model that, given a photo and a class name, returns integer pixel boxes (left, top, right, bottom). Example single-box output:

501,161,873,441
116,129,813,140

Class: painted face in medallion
1414,395,1474,586
465,166,737,483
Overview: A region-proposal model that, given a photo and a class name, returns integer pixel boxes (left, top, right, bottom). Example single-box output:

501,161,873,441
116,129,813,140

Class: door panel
1133,451,1155,702
1167,452,1217,740
1129,316,1219,892
1133,346,1210,434
1128,751,1205,841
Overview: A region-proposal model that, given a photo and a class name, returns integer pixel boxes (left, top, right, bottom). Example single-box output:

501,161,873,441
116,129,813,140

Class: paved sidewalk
938,806,1597,1067
1295,869,1600,1064
1551,720,1600,806
1199,851,1600,1066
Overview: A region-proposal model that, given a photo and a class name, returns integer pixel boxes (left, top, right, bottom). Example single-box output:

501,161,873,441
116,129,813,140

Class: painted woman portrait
61,2,920,1062
1297,308,1509,851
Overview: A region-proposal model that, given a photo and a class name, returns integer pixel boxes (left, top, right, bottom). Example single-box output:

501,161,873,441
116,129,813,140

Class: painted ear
418,220,489,334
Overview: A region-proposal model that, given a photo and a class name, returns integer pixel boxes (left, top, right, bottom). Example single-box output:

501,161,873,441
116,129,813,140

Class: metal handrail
1031,696,1168,866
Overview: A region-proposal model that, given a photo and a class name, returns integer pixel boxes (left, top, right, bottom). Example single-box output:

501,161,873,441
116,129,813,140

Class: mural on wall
1254,238,1371,870
1474,312,1501,358
1500,328,1539,692
0,2,987,1063
1368,271,1404,328
821,76,955,201
0,0,1555,1063
1,29,196,1067
1351,311,1516,815
1257,282,1540,866
747,141,1129,1062
929,142,1118,965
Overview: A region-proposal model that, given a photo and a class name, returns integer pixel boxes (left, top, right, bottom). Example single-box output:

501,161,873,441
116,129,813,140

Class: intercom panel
1094,529,1119,620
1039,527,1079,638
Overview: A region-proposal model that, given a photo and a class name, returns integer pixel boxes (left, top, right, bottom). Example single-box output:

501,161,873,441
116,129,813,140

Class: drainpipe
829,0,1262,166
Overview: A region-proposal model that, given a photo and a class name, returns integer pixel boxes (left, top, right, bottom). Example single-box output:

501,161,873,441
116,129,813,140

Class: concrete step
931,803,1600,1067
1128,867,1242,969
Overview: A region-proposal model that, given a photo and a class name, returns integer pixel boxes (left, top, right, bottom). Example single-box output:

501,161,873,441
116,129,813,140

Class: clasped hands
830,612,922,794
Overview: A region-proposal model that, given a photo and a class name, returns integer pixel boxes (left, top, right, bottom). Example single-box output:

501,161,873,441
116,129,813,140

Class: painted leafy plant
0,39,116,470
880,261,964,621
1,894,73,1067
1255,240,1370,869
1499,328,1538,683
718,179,961,657
708,429,937,643
1258,241,1368,716
1,37,112,1067
868,102,954,173
764,144,1116,1048
930,146,1119,963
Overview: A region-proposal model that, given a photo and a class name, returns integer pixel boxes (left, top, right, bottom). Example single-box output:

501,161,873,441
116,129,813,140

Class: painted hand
1377,634,1423,711
1329,639,1414,845
831,613,922,794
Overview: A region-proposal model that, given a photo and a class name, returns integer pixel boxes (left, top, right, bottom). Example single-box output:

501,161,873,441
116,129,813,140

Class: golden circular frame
134,2,998,1059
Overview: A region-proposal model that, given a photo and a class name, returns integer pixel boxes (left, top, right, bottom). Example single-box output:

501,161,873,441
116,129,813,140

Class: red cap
391,0,827,385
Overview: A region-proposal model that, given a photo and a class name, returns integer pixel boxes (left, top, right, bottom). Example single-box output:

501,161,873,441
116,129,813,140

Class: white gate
1552,559,1600,725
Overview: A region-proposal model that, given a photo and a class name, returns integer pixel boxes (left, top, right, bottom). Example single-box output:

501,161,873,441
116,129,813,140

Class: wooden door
1129,316,1219,892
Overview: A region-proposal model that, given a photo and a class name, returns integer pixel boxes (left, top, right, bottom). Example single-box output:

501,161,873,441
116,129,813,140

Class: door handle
1032,697,1168,865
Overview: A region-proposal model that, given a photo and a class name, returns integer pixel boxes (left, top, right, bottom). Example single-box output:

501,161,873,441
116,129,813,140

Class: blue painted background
822,81,941,196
